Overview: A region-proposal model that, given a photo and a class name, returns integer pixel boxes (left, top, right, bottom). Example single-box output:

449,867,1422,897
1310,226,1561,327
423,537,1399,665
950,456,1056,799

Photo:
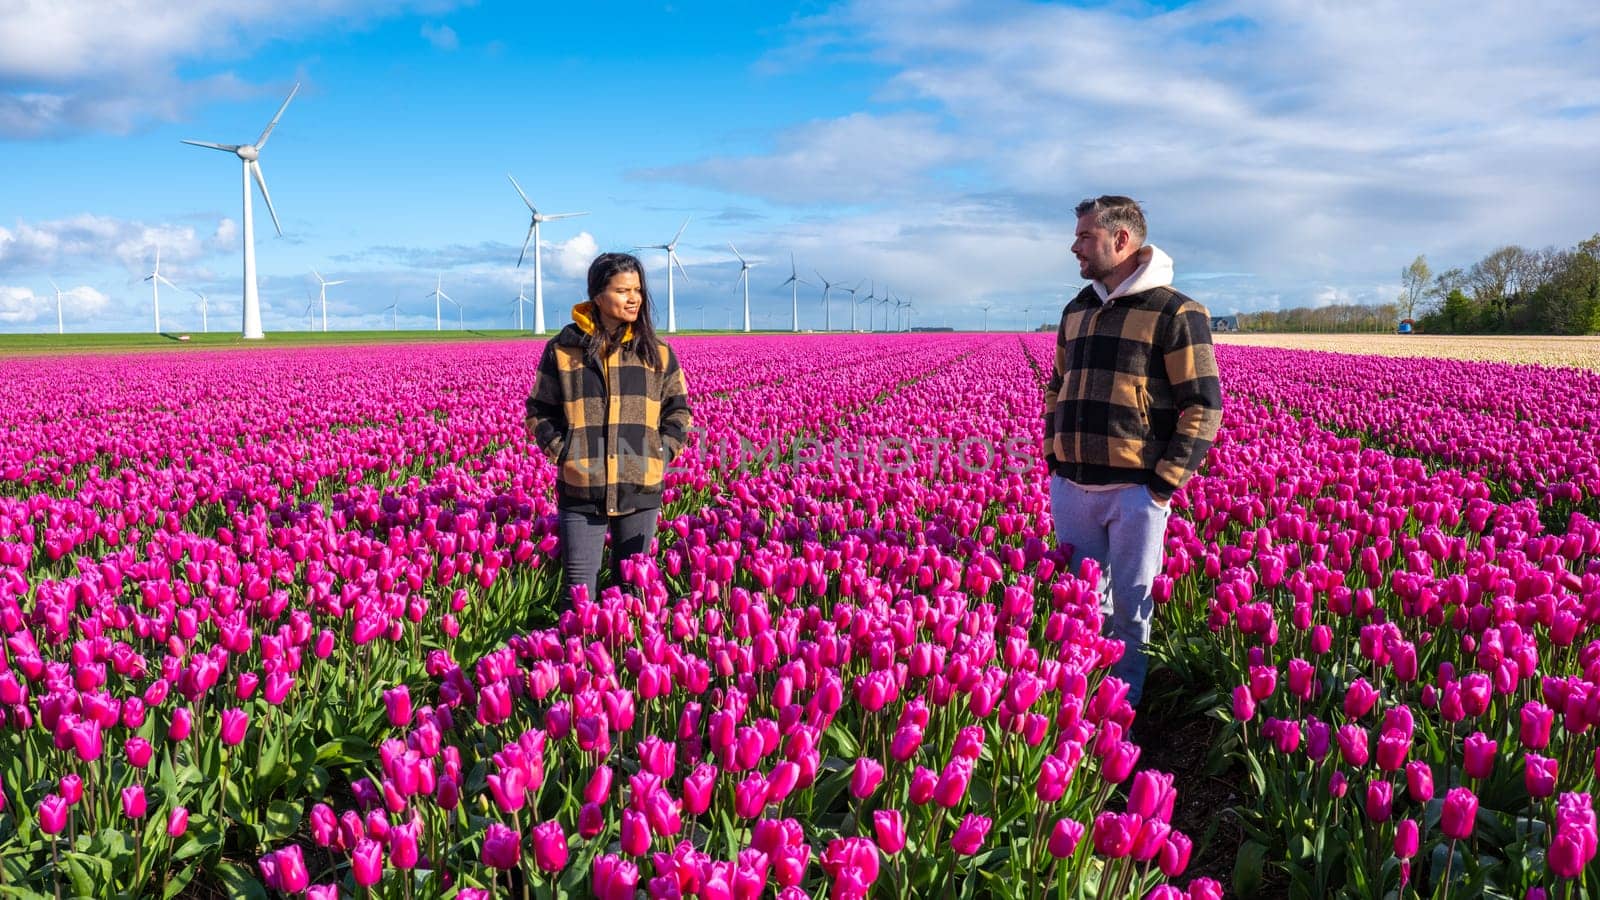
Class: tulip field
0,335,1597,900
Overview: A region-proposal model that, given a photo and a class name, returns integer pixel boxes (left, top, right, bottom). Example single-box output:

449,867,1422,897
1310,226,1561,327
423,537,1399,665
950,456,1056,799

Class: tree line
1235,233,1600,335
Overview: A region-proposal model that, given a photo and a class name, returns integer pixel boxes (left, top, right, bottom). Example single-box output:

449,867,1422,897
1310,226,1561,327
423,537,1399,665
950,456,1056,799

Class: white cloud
0,0,466,136
652,0,1600,319
0,286,40,323
547,231,600,279
638,113,968,205
0,214,237,276
421,23,459,51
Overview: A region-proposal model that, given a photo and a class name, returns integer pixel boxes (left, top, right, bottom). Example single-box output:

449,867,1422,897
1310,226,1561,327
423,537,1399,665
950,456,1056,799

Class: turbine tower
842,279,864,331
182,82,299,340
143,247,177,334
190,288,210,333
48,279,64,335
981,303,992,332
780,253,809,333
861,281,878,333
427,274,455,331
635,218,691,334
729,243,756,333
311,270,346,333
513,281,531,331
508,175,587,335
814,271,837,332
384,296,400,330
878,291,892,332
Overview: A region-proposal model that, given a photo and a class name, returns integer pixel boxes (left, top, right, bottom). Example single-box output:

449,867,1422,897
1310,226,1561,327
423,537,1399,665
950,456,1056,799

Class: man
1044,195,1223,707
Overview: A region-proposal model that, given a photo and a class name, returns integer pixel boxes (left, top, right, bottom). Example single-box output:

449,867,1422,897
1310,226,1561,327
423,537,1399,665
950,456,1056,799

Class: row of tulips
242,336,1215,898
1145,343,1599,897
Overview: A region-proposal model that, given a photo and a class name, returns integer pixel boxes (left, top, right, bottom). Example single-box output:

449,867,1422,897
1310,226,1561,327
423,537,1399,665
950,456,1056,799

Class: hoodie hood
1092,244,1174,304
570,300,634,343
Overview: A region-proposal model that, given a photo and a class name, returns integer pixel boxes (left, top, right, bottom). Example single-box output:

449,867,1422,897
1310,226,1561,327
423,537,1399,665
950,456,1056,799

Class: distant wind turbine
427,274,455,331
512,281,531,331
190,288,210,333
878,291,892,332
508,175,587,335
311,269,346,333
981,303,992,332
143,246,177,334
182,82,299,340
635,218,691,334
841,279,864,332
302,290,316,331
814,271,838,332
384,296,400,330
729,243,756,333
861,281,878,333
780,253,809,333
48,279,63,335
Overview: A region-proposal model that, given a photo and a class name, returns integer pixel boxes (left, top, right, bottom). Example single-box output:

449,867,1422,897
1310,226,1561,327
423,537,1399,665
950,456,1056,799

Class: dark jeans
557,506,660,610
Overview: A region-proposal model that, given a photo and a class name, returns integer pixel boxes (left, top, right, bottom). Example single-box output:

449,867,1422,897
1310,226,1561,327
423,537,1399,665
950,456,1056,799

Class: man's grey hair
1075,195,1147,245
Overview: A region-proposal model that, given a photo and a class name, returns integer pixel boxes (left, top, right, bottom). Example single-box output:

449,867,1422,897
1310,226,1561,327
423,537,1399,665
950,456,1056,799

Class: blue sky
3,0,1599,334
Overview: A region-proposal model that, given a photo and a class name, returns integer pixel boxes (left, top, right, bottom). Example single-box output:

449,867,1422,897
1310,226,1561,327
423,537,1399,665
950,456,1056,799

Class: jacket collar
571,301,635,344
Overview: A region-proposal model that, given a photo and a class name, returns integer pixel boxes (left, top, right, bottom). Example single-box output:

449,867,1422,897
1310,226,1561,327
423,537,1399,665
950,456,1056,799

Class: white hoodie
1092,244,1174,304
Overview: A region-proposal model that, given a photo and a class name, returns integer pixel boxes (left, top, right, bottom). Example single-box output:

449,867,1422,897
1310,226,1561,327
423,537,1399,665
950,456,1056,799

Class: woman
525,252,692,611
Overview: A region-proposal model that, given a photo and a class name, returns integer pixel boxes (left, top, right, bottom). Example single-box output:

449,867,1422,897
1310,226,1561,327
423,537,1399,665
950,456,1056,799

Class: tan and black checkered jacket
1045,283,1222,501
526,303,692,516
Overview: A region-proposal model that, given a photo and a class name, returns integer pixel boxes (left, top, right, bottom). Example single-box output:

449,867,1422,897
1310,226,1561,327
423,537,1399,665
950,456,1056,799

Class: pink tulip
873,809,906,854
1463,732,1497,779
1526,755,1559,799
1441,787,1479,840
37,794,68,835
1159,831,1193,877
351,838,384,887
950,813,991,855
121,785,147,819
220,707,249,746
1092,811,1139,858
532,820,569,873
481,822,521,869
1394,819,1419,859
167,806,189,837
1405,761,1435,803
1049,817,1085,858
850,758,885,799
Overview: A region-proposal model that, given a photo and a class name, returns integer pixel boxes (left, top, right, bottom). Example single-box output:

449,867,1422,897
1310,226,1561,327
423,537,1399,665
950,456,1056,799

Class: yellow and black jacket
1045,280,1223,502
526,302,692,515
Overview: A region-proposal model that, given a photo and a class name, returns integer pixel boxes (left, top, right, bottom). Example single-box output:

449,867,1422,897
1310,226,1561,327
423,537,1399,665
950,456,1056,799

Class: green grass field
0,328,800,356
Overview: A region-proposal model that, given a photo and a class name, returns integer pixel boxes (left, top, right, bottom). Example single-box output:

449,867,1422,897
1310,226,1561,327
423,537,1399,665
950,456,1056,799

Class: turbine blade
157,274,180,289
326,280,347,286
670,217,690,246
312,268,324,283
672,253,691,282
251,161,284,236
181,140,241,152
541,212,587,221
518,224,536,268
507,173,537,213
49,278,60,292
728,242,745,264
255,82,301,150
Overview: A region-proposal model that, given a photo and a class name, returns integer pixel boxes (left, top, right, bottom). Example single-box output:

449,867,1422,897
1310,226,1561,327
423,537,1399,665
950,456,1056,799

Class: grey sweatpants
557,507,660,610
1048,476,1171,706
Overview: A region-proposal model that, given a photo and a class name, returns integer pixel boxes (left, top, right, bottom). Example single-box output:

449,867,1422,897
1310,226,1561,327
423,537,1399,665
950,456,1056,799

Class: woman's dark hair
585,252,662,369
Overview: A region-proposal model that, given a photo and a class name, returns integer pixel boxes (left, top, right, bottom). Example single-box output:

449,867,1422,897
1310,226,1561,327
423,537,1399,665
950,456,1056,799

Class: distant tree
1529,250,1600,335
1468,245,1528,329
1398,255,1432,321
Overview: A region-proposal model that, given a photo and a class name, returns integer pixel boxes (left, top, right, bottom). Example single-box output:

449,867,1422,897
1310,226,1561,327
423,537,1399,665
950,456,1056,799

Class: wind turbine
508,175,587,335
780,253,809,333
143,247,177,333
182,82,299,340
981,303,992,332
841,279,864,331
427,274,455,331
190,288,210,333
729,243,756,333
311,270,346,333
905,298,916,332
1023,305,1031,332
302,290,316,331
512,281,531,331
384,296,400,330
48,279,64,335
877,291,892,332
814,271,839,332
635,218,691,334
861,281,878,333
